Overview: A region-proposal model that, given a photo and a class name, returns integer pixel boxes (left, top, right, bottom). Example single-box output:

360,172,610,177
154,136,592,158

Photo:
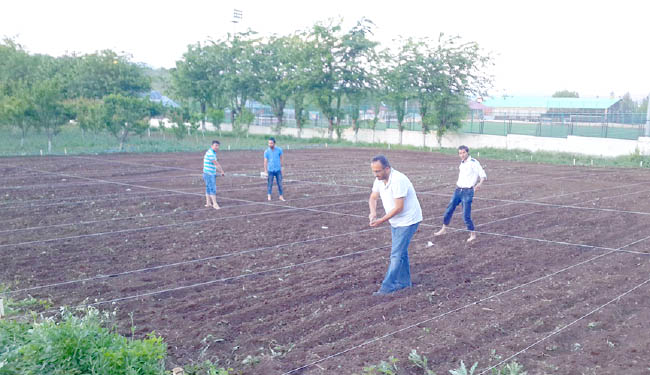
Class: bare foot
467,233,476,243
267,195,272,201
213,204,221,210
279,196,285,201
434,227,447,236
204,204,211,207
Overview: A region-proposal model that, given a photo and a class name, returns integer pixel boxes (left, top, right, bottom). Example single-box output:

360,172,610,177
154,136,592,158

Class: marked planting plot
2,148,650,374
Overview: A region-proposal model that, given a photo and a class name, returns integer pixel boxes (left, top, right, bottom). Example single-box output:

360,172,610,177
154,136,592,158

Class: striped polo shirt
203,148,217,175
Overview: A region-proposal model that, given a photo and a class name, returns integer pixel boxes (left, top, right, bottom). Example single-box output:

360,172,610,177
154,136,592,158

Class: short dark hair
212,140,220,145
268,137,276,143
458,145,469,153
371,155,390,168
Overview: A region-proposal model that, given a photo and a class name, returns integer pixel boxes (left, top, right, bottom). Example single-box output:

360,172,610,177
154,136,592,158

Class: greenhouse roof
482,96,620,109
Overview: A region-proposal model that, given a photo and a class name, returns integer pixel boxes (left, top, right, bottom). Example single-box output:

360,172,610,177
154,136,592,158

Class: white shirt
372,169,423,227
456,157,487,188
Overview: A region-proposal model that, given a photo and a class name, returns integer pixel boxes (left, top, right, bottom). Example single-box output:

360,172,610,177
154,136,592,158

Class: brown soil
2,148,650,374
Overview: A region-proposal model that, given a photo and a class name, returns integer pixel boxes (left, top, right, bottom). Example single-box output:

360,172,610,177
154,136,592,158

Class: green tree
341,18,379,141
259,35,297,134
380,45,412,144
102,94,151,151
552,90,579,98
426,34,492,145
67,50,151,99
69,97,105,139
31,75,73,153
172,43,219,133
308,19,377,140
210,32,263,127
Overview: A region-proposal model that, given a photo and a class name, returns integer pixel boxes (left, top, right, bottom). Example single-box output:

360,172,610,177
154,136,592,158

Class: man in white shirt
369,155,423,295
434,145,487,242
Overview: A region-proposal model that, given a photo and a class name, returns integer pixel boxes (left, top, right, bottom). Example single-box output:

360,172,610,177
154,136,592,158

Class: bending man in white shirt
434,145,487,243
368,155,423,295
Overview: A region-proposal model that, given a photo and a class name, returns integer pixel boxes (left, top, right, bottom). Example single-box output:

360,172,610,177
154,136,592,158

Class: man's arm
368,191,379,224
263,158,268,172
474,163,487,191
213,159,225,176
370,197,404,227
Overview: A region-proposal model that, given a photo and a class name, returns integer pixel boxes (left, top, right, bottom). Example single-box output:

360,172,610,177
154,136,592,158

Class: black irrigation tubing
0,197,370,249
6,226,385,295
18,192,650,318
477,276,650,374
0,174,200,191
3,204,516,296
281,233,650,375
0,189,371,235
0,191,184,210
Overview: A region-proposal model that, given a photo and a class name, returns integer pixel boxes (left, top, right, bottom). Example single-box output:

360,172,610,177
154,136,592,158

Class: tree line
0,19,494,152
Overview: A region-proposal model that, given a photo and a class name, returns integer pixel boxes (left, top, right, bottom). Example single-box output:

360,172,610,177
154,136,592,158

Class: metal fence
229,107,647,141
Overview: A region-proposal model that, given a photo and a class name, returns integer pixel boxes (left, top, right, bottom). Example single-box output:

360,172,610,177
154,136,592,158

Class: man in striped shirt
203,140,225,210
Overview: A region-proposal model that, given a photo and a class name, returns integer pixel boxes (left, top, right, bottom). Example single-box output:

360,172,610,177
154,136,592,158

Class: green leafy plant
491,361,527,375
449,360,478,375
362,356,399,375
184,360,232,375
0,306,166,375
408,349,437,374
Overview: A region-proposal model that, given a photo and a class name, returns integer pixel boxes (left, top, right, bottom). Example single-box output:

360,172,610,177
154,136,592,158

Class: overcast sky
2,0,648,99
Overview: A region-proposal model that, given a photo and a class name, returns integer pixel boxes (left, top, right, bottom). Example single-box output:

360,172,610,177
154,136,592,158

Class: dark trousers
442,187,475,230
267,170,283,196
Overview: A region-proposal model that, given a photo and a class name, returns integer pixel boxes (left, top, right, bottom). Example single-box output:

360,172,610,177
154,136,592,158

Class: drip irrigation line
24,243,396,317
0,191,184,210
6,226,384,295
280,233,650,375
477,277,650,375
0,189,369,235
0,197,370,249
476,234,650,374
0,173,199,191
0,188,174,208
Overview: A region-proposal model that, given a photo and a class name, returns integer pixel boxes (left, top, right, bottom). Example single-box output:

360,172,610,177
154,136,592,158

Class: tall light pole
232,8,243,35
645,92,650,137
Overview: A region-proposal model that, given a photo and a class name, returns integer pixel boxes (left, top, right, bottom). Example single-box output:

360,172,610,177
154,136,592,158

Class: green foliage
449,360,478,375
361,356,399,375
232,108,254,137
183,360,232,375
408,349,437,375
491,361,527,375
67,50,151,99
0,307,166,375
102,94,152,150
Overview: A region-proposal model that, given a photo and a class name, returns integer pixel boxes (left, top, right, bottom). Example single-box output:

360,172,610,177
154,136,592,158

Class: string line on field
7,176,650,296
477,278,650,374
476,233,650,374
0,190,369,235
5,226,384,295
0,197,370,249
0,191,184,210
280,233,650,375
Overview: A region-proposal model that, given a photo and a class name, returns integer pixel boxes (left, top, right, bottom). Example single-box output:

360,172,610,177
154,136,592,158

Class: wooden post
0,298,4,319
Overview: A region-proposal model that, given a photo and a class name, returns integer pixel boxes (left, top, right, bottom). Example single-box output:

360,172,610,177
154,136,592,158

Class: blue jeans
267,170,283,196
203,173,216,195
379,222,420,293
443,187,475,230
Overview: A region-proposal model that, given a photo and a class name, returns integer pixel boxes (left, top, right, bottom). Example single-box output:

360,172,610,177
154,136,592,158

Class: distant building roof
149,90,179,108
482,96,620,110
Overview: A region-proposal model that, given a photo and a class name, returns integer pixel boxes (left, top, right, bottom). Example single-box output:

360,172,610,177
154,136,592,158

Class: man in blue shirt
203,140,225,209
263,137,285,201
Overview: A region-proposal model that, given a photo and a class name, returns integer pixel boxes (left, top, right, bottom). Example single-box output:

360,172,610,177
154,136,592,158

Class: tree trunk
328,118,334,139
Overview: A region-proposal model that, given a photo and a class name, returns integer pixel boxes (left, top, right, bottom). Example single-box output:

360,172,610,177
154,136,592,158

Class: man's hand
369,216,383,227
368,212,376,223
